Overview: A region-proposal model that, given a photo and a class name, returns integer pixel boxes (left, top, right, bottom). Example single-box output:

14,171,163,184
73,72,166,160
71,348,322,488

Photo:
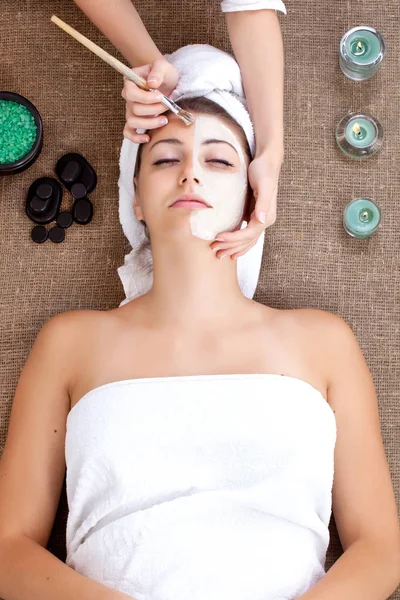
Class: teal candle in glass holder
340,26,386,81
336,113,383,159
343,198,381,238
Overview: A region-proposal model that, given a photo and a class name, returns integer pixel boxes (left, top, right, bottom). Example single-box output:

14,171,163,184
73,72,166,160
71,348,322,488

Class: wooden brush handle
50,15,189,119
50,15,149,90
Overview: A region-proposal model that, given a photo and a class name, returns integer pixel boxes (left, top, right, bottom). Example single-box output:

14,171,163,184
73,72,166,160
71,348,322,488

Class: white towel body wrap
220,0,287,14
66,374,336,600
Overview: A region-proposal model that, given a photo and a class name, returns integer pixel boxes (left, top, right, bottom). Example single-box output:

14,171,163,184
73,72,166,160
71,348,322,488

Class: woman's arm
0,535,133,600
73,0,284,160
224,9,284,161
73,0,162,66
209,8,284,251
73,0,284,249
298,312,400,599
0,314,133,600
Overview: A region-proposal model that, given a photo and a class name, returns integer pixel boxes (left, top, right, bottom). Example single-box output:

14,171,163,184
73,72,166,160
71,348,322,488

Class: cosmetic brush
50,15,195,127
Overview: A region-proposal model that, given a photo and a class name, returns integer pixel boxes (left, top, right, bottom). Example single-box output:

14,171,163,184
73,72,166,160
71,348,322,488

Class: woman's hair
134,96,252,268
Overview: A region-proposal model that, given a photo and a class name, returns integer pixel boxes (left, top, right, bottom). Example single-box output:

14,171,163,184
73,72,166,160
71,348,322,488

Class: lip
170,194,211,209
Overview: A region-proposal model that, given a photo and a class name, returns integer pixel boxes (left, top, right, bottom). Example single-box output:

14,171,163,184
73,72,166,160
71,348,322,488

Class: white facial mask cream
188,116,248,240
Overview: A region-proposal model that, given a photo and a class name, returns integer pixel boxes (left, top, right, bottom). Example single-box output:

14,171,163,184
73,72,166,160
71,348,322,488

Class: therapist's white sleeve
221,0,287,14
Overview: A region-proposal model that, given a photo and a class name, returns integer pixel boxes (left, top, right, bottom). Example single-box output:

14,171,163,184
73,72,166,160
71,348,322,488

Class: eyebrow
149,138,238,155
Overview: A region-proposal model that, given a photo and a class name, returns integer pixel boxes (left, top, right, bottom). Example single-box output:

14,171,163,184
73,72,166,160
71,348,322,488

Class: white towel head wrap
118,44,265,306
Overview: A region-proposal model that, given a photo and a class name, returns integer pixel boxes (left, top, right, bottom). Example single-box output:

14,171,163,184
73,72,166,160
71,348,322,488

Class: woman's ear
133,183,144,221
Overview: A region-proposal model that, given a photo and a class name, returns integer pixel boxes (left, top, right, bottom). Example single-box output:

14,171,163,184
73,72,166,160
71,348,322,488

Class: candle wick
355,40,364,55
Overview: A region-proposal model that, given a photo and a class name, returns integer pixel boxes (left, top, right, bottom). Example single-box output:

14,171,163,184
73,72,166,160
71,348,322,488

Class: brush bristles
178,109,196,126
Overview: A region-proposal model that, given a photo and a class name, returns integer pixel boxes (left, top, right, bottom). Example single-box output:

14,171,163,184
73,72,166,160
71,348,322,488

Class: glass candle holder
343,198,381,238
336,112,383,159
340,26,386,81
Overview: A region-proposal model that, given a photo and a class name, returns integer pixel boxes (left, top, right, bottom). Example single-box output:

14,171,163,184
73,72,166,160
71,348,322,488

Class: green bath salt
0,99,37,164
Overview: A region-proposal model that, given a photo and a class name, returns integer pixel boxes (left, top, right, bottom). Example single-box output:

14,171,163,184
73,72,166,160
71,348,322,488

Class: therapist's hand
210,152,283,260
122,58,179,144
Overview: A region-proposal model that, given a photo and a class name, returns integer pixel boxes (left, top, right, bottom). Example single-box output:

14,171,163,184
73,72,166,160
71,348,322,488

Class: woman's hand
122,58,179,143
210,152,283,260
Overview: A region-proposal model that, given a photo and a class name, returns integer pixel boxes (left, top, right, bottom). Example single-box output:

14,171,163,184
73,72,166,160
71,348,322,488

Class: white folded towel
220,0,287,14
118,44,265,306
65,374,337,600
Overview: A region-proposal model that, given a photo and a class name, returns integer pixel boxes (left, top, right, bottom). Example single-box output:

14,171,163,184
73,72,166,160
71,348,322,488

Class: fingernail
155,94,163,101
160,118,168,125
258,210,266,224
219,253,227,260
147,77,158,84
215,238,225,242
141,137,149,143
212,246,219,252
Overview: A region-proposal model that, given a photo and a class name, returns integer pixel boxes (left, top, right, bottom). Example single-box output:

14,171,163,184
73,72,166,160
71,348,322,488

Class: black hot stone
61,160,81,183
36,183,52,200
31,225,48,244
30,194,50,214
56,153,97,195
26,177,62,225
57,211,73,229
71,182,87,199
48,225,65,243
72,198,93,225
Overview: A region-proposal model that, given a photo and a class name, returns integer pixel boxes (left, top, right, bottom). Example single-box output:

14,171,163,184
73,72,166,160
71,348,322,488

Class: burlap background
0,0,399,597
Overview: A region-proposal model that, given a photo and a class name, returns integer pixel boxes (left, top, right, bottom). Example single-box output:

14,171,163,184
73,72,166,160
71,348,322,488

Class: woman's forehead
146,114,243,150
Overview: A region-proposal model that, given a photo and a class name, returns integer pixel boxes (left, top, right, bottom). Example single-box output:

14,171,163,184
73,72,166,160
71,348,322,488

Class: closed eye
153,159,179,166
153,159,234,167
208,159,235,167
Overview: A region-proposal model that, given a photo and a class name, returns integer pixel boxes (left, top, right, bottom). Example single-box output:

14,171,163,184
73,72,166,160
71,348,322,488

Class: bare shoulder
286,307,361,360
276,306,349,329
272,308,360,396
279,308,377,415
38,307,121,349
40,307,110,337
33,308,123,385
276,307,355,350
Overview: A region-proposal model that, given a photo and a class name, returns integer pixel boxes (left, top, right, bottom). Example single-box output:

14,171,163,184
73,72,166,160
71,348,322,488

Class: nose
179,160,203,187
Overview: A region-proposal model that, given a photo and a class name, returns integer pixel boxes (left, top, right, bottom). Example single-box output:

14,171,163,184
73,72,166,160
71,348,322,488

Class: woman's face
133,113,250,241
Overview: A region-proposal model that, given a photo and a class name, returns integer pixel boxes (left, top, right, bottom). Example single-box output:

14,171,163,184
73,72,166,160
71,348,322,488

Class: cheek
202,169,248,211
189,170,248,241
135,171,170,218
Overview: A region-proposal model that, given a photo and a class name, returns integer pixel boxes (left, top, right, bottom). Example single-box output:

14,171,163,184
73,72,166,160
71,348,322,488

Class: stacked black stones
27,153,96,243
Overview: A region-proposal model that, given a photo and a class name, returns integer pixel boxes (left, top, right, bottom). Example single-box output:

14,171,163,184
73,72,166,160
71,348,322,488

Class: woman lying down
0,44,399,600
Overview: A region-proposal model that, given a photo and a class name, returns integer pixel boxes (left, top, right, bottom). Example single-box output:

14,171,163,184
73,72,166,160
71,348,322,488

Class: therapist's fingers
125,98,169,135
210,225,263,255
126,114,169,131
122,79,164,105
230,242,257,260
130,101,167,117
122,125,149,144
214,219,265,245
210,237,248,250
146,58,178,89
214,242,255,260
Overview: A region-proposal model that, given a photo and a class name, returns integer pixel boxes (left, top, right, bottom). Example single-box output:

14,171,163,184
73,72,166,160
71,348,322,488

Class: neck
144,235,248,327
